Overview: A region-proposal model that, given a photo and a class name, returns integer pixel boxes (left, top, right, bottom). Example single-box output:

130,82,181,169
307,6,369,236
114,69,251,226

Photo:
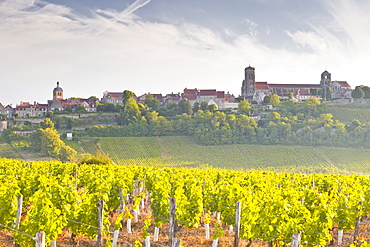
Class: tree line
86,91,370,148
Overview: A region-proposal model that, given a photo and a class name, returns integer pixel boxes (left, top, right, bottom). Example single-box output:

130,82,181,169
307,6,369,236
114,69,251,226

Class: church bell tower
241,65,256,98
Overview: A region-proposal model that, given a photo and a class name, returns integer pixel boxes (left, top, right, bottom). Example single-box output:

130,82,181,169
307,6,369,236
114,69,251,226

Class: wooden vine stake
291,233,301,247
233,202,241,247
97,200,104,247
169,198,180,247
14,195,23,229
35,231,45,247
354,201,363,244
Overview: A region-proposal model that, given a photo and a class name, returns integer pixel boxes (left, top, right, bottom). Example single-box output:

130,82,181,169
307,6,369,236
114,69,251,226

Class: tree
40,118,55,129
270,94,281,106
146,111,158,124
76,105,87,113
238,100,251,115
200,101,208,111
55,118,61,129
145,94,160,110
46,111,54,118
121,98,141,125
193,102,200,113
178,98,193,115
208,104,218,112
288,92,294,99
361,86,370,99
123,90,135,106
67,118,73,129
352,86,365,99
64,105,73,113
88,96,98,103
105,103,116,112
59,145,77,162
263,95,271,104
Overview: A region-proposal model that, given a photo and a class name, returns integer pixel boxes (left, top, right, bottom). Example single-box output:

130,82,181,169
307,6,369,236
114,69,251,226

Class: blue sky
1,0,370,105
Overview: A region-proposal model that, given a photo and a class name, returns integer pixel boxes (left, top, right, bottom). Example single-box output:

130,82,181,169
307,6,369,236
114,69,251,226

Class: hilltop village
0,66,357,123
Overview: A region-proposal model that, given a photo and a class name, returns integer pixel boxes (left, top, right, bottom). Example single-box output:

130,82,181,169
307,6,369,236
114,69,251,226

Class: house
181,88,238,109
101,91,124,104
0,103,14,119
15,102,48,118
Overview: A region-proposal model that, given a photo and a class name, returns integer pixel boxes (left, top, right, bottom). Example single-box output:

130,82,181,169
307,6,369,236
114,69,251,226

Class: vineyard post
112,230,119,247
291,233,301,247
233,201,241,247
133,178,139,196
97,200,104,247
14,195,23,229
169,198,177,247
119,188,124,213
353,201,363,243
35,231,45,247
338,230,343,245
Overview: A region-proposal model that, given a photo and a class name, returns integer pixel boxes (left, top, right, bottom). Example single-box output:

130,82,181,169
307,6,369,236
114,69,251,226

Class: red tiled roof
298,90,310,96
199,89,216,96
182,94,197,101
332,81,351,88
255,82,269,90
183,88,198,95
152,94,163,100
268,83,321,89
216,91,225,98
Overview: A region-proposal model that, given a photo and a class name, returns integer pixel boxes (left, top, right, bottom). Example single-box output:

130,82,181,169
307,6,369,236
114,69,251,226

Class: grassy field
78,136,370,174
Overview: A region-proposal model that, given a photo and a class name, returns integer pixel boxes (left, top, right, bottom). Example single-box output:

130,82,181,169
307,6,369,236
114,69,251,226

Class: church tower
241,65,256,98
320,70,331,88
53,81,63,101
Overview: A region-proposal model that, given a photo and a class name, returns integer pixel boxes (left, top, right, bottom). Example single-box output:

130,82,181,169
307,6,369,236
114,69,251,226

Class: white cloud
0,0,370,105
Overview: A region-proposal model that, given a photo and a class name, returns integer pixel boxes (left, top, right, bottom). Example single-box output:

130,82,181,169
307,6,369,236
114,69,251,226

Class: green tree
121,98,141,125
123,90,135,106
105,103,116,112
208,104,218,112
76,105,87,113
352,86,365,99
88,96,98,103
200,101,208,111
67,118,73,129
46,111,54,118
64,105,73,113
263,95,271,104
270,94,281,106
55,118,61,129
59,145,77,162
361,86,370,99
238,100,251,115
41,118,55,129
193,102,200,113
178,98,193,115
146,111,158,124
288,92,294,99
145,94,160,110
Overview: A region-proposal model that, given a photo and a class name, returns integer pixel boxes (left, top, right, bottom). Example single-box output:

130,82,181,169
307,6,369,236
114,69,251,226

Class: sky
1,0,370,105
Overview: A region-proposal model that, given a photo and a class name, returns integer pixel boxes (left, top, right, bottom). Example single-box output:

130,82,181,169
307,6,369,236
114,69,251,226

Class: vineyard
2,158,370,246
79,136,370,174
0,144,21,159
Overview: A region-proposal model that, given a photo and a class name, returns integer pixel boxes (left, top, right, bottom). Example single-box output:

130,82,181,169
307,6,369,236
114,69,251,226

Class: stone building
241,66,352,102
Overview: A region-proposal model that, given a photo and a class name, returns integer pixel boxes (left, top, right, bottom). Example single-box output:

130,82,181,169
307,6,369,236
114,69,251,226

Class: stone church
241,66,352,102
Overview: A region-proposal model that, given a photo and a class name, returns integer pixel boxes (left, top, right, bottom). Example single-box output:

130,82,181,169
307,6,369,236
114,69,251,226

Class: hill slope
79,136,370,174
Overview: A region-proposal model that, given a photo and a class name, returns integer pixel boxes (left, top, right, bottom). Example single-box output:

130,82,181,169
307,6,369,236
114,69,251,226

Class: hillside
78,136,370,174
